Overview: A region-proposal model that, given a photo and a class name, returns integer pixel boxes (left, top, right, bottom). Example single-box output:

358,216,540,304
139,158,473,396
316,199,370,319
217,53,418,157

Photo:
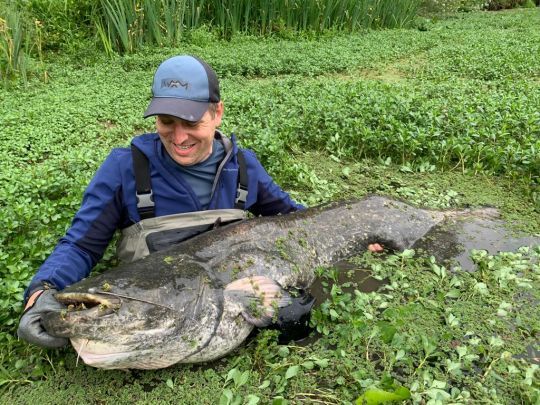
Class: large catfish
41,196,490,369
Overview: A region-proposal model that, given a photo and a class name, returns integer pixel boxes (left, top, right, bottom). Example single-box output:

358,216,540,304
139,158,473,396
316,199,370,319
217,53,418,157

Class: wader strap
235,150,248,210
131,144,155,220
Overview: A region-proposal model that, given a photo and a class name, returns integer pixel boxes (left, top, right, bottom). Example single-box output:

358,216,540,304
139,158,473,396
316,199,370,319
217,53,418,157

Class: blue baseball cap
144,55,220,122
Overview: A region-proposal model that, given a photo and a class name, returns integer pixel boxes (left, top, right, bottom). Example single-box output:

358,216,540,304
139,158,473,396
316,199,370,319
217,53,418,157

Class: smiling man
18,55,305,348
156,111,221,166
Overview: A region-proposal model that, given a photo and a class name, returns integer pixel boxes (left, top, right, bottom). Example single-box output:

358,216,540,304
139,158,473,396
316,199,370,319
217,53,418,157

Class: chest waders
116,144,248,263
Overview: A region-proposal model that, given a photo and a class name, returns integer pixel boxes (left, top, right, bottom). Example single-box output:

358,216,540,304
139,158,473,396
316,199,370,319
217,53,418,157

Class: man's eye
185,121,200,128
160,118,174,125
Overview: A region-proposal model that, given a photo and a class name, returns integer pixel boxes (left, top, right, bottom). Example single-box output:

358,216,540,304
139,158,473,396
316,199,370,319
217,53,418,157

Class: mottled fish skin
42,196,451,369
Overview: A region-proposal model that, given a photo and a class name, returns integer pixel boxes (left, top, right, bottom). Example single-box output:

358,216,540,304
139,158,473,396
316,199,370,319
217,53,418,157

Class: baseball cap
144,55,220,122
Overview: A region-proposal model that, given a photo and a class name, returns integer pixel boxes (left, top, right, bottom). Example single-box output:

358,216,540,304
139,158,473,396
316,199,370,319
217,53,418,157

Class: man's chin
170,147,204,166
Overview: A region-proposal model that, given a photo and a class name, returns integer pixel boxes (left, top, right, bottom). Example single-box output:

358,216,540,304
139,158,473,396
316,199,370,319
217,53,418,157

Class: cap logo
160,78,189,90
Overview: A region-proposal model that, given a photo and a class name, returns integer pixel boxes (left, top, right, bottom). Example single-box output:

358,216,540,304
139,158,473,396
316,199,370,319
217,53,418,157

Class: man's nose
172,122,189,141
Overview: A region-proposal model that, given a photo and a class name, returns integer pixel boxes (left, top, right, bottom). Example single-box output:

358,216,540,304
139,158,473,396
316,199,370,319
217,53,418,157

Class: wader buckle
136,190,155,219
235,186,248,206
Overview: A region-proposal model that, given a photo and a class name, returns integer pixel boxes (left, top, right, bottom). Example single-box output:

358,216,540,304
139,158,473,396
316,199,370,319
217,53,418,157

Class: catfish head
42,289,180,369
41,267,291,369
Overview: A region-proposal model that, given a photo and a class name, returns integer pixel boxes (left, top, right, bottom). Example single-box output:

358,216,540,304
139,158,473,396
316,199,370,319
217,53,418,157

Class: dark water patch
514,344,540,365
309,259,387,299
413,215,540,271
514,290,539,308
288,260,388,346
289,330,320,347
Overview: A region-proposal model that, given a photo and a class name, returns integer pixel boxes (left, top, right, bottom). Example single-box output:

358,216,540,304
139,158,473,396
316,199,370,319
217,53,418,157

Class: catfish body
42,196,447,369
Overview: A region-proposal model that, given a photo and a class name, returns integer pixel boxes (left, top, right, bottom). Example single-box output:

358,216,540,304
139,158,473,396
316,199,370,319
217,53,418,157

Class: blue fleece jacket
26,132,303,297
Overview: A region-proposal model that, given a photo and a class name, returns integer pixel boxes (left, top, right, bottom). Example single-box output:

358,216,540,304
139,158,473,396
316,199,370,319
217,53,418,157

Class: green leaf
401,249,415,259
425,388,450,401
422,335,437,356
376,321,397,343
489,336,504,347
285,365,300,379
220,389,233,405
301,361,314,370
445,360,462,374
456,346,467,358
246,395,260,405
258,380,270,389
356,386,411,404
507,365,519,374
431,380,446,389
277,346,290,358
497,309,507,317
163,256,173,264
14,360,26,370
431,263,446,279
473,282,488,295
235,370,250,387
225,368,238,385
166,378,174,389
523,364,538,386
314,358,329,368
445,313,459,327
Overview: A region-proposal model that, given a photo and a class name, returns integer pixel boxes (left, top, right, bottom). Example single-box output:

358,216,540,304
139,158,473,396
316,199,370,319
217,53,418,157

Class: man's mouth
174,143,196,154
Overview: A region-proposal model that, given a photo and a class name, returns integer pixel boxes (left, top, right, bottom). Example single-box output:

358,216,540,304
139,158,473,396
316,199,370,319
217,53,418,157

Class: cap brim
144,98,209,122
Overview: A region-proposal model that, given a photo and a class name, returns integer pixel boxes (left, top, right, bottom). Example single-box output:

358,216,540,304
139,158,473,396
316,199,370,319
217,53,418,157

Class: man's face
156,102,224,166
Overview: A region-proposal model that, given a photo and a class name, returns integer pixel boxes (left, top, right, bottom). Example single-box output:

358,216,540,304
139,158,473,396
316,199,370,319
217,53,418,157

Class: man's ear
214,101,224,126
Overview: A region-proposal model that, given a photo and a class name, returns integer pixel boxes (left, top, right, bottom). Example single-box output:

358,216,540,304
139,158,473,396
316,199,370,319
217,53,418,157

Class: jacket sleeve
243,149,305,216
24,150,125,300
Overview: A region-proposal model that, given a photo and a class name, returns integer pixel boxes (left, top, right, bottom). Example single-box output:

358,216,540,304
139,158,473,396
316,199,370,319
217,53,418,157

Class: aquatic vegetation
0,7,539,403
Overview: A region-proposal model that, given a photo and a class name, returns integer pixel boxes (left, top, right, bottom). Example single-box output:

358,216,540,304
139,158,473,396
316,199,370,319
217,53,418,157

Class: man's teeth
176,144,194,150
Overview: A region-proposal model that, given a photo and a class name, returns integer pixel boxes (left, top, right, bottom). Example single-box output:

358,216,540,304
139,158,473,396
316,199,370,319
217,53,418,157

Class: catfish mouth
70,337,135,369
54,292,122,317
70,337,178,370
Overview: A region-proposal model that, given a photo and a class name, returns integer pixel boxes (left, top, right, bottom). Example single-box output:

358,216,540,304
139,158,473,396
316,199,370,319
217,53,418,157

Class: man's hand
368,243,384,253
17,289,69,348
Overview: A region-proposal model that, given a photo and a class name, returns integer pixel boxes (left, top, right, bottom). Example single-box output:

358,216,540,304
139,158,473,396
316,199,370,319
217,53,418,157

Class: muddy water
413,215,540,271
283,261,387,344
307,213,540,310
415,215,540,365
309,259,386,298
297,213,540,360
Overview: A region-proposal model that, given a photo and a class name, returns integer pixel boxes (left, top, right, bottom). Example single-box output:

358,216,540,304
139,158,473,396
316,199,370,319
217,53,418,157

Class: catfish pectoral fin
225,276,292,327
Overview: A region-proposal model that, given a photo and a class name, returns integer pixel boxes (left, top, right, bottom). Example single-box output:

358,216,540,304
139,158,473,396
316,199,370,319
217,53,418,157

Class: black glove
274,291,316,343
17,289,69,348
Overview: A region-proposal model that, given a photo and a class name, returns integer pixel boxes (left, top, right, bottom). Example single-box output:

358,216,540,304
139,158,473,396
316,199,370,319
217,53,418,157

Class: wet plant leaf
356,386,411,404
285,365,299,380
